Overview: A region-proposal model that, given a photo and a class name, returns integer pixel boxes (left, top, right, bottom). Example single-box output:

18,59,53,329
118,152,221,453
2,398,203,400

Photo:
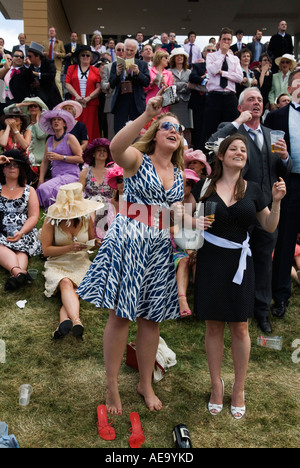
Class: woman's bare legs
136,317,162,411
177,257,191,315
0,246,28,275
229,321,251,416
205,320,225,411
59,278,81,323
103,310,130,415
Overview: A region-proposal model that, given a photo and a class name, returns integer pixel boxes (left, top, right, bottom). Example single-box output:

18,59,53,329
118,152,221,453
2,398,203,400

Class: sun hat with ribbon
38,109,76,136
47,183,104,223
184,148,212,176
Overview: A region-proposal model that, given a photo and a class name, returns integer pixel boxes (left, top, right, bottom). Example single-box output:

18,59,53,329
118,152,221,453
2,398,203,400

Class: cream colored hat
47,183,104,221
275,53,297,69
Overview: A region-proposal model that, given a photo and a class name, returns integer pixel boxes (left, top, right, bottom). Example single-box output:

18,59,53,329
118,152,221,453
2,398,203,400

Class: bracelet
63,155,67,161
14,130,20,135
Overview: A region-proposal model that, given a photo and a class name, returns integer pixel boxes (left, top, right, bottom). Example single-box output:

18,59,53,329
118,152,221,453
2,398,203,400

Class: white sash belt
202,231,252,285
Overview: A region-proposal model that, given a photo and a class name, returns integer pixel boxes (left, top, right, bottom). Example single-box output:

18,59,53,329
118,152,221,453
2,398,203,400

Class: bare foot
106,384,122,415
137,383,163,412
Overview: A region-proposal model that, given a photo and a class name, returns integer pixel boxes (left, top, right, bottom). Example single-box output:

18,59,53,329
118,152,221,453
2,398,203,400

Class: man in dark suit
3,50,32,104
230,30,246,55
26,42,62,109
268,20,294,72
208,87,292,332
246,30,267,65
109,38,150,134
264,69,300,318
64,32,79,73
12,34,29,57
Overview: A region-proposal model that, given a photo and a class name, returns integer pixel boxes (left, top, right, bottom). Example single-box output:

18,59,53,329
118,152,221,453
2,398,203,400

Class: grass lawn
0,220,299,448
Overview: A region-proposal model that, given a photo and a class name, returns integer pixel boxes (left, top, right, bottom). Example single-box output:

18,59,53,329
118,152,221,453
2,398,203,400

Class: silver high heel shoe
231,384,246,420
208,379,224,416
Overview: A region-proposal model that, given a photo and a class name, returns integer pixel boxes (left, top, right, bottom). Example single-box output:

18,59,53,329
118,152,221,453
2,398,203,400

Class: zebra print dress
77,154,184,322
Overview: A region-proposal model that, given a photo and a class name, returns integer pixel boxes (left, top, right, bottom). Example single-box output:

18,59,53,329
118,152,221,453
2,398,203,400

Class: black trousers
272,174,300,303
250,223,278,319
202,92,239,152
113,93,141,134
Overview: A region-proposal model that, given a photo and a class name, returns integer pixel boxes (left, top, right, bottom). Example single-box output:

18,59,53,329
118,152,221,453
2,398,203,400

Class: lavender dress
37,134,80,210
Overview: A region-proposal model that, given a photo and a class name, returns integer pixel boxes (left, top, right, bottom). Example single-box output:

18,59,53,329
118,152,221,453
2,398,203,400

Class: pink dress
144,67,173,112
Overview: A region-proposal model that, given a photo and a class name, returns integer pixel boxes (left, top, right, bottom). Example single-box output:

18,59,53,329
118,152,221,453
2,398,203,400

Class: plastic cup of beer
205,202,218,222
19,384,33,406
270,131,285,153
6,224,18,241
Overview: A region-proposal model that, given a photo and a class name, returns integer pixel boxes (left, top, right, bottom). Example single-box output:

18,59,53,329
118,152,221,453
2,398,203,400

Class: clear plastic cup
28,269,38,280
270,131,285,153
19,384,33,406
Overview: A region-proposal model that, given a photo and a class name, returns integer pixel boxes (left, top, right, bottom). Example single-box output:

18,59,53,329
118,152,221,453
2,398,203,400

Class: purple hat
38,109,76,136
184,169,200,183
83,138,112,165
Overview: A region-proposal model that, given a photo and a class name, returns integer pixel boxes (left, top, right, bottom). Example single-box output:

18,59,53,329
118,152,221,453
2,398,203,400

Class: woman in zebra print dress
77,96,185,414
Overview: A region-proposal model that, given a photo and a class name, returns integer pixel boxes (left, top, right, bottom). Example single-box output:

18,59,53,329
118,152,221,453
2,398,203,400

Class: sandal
208,378,224,416
52,319,73,340
178,295,192,318
72,318,84,339
231,384,246,420
97,404,116,441
128,412,145,448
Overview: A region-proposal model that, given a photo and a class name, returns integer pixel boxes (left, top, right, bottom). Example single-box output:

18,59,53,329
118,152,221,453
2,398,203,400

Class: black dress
192,180,266,322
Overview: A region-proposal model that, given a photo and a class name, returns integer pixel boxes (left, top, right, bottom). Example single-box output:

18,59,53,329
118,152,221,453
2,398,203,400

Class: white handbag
174,178,211,251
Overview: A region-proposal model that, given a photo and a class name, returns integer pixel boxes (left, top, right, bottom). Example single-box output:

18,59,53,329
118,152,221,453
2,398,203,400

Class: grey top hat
28,42,45,57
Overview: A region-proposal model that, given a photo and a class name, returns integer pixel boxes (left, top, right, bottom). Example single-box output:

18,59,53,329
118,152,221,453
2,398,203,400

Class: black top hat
72,45,100,66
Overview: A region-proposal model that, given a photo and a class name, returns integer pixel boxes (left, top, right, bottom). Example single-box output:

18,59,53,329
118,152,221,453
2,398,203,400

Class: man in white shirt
183,31,202,66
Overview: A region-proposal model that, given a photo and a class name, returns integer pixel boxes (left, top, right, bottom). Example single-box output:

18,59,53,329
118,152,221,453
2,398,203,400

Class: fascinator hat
38,109,76,136
47,183,104,223
107,164,124,190
184,148,212,176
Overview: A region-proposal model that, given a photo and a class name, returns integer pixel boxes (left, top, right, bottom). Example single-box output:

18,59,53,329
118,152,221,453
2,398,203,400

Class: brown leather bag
120,80,133,94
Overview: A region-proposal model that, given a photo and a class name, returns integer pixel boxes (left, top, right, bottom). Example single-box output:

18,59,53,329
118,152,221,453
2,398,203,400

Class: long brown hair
200,134,247,201
133,113,185,170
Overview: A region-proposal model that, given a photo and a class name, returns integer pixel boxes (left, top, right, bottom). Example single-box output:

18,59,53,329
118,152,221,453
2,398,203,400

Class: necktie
249,129,263,151
10,68,17,79
49,39,53,59
220,55,228,89
111,49,114,61
189,43,194,65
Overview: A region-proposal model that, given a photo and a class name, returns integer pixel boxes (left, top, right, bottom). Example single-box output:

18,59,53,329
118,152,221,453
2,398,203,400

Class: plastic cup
6,224,18,240
270,131,285,153
205,202,218,222
19,384,33,406
28,269,38,280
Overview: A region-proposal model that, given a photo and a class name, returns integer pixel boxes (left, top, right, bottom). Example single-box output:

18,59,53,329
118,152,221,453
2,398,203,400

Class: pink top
144,66,173,112
206,50,243,93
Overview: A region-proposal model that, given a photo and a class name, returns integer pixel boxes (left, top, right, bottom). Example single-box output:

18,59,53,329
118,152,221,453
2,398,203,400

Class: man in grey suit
208,87,291,333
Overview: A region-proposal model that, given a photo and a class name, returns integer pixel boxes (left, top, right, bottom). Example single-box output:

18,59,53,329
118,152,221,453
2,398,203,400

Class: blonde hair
91,34,103,47
153,49,169,67
133,113,185,170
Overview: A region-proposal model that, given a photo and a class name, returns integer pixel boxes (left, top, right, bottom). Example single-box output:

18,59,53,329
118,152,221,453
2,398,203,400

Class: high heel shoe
231,384,246,420
97,405,116,441
129,412,145,448
72,318,84,339
208,378,224,416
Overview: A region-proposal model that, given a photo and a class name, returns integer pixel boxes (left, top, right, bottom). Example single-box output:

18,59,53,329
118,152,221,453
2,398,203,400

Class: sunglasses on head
158,121,183,135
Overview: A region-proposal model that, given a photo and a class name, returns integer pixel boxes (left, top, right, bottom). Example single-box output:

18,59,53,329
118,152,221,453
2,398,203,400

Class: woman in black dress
190,134,286,419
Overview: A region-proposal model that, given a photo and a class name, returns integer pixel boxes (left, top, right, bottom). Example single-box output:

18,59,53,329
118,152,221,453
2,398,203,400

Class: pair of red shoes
97,405,145,448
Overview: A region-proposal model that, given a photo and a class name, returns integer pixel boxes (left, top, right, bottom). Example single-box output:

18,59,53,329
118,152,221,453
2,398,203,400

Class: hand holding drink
270,131,285,153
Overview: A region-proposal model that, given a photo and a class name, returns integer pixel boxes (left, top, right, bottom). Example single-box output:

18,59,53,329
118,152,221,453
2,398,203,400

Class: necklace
54,131,66,142
7,185,19,191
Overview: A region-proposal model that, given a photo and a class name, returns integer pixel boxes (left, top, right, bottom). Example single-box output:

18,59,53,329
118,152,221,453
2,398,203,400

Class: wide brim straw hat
0,149,36,184
169,47,189,59
73,45,100,66
83,138,111,165
275,53,297,69
47,182,104,222
0,106,30,128
106,164,124,190
184,169,200,183
19,97,49,113
54,100,83,119
184,148,212,176
38,109,76,136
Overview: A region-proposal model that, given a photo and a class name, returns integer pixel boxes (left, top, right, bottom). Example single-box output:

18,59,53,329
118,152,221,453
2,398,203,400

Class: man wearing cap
26,42,62,110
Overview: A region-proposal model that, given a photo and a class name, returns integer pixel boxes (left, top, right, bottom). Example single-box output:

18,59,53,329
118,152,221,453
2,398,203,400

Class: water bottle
0,340,6,363
257,336,283,351
173,424,192,448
